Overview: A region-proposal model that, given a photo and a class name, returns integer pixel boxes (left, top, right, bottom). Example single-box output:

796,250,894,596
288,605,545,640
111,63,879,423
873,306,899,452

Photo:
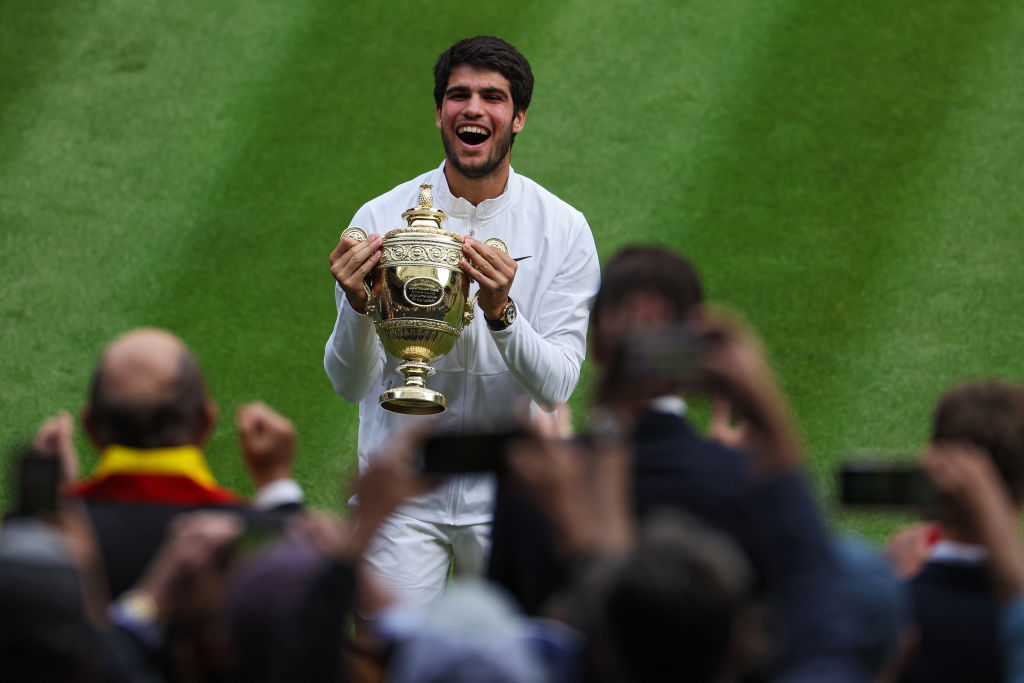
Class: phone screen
16,455,60,515
839,462,939,509
418,431,522,475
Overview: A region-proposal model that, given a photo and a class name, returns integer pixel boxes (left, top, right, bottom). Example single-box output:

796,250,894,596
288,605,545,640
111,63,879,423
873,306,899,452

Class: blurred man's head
0,518,100,682
83,328,216,450
590,245,704,365
931,380,1024,505
576,513,753,683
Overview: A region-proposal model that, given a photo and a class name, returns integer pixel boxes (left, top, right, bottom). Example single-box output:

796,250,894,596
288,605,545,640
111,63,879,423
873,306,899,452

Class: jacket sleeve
324,281,385,403
324,196,388,403
489,214,601,411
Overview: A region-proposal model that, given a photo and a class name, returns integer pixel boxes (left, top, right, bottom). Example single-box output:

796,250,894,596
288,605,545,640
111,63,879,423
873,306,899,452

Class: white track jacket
324,161,600,525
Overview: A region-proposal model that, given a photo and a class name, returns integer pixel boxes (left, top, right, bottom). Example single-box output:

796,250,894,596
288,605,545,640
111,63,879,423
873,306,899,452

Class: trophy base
379,386,447,415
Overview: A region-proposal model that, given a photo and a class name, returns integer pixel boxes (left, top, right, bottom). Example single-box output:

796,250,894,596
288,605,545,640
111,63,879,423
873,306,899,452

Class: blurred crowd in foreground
5,244,1024,683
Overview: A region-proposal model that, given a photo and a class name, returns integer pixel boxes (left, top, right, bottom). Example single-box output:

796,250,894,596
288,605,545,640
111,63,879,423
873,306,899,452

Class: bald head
98,329,191,404
85,329,212,449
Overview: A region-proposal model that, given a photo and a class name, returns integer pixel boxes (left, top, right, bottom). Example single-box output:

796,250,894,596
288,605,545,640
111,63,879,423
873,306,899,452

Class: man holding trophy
324,36,600,607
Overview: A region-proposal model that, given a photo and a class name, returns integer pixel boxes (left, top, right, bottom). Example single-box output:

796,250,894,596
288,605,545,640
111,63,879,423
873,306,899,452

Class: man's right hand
236,402,296,489
34,410,79,486
329,232,382,314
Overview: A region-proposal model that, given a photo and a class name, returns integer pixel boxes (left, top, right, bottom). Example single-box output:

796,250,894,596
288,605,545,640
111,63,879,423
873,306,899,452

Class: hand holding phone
13,448,61,516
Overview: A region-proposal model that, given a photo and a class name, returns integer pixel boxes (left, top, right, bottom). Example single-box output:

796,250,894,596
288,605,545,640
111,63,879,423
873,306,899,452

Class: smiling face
436,64,527,180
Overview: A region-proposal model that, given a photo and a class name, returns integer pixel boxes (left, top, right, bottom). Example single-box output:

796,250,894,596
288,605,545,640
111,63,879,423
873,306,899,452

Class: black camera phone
609,323,720,398
838,460,940,509
15,451,61,516
417,431,524,475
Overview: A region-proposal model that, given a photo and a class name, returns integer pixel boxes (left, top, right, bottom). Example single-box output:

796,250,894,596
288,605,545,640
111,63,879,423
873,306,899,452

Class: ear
196,400,219,448
512,108,527,134
81,405,104,450
436,105,443,129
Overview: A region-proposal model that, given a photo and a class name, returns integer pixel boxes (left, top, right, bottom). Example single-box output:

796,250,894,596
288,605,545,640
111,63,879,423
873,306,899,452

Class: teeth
458,126,489,135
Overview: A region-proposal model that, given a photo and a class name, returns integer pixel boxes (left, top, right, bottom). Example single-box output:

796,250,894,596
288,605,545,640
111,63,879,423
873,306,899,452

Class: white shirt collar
648,395,687,417
431,160,521,221
929,539,989,564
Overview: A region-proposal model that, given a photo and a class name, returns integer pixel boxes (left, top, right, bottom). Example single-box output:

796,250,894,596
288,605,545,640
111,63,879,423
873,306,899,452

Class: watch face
505,302,516,324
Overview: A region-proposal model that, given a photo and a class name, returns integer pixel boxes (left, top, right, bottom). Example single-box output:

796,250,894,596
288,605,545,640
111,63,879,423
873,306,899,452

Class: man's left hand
460,236,517,320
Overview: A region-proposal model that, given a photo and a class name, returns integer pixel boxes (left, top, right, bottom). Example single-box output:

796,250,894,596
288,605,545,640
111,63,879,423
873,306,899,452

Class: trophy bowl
341,184,478,415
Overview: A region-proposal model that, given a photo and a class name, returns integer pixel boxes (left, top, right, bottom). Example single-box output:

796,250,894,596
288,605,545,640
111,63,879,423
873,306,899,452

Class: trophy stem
399,361,431,388
379,361,447,415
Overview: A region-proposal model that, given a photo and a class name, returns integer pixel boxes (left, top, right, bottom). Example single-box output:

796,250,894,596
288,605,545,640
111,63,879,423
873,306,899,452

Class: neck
443,160,510,206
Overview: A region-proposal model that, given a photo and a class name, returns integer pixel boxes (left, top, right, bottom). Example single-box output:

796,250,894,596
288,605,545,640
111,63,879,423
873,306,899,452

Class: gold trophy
341,184,506,415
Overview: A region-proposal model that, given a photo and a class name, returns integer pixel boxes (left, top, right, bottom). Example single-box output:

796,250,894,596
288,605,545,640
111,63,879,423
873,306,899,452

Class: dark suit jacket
630,411,760,559
489,410,763,613
488,409,862,680
84,499,295,599
899,559,1002,683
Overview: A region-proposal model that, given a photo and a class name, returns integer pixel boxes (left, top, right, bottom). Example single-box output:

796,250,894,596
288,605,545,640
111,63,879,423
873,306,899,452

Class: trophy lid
401,185,448,230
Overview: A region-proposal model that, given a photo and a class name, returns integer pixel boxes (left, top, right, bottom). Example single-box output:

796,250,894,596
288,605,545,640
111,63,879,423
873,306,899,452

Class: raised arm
323,225,387,403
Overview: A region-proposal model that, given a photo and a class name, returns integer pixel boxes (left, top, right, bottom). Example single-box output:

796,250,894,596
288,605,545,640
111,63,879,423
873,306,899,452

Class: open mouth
457,125,490,146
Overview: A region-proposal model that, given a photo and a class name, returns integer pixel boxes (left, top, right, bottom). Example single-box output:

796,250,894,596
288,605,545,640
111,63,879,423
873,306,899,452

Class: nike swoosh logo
513,256,532,262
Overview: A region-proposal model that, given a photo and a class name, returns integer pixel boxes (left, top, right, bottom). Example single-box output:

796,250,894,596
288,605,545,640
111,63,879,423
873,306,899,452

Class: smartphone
15,451,61,516
609,324,719,398
838,460,940,509
417,431,523,475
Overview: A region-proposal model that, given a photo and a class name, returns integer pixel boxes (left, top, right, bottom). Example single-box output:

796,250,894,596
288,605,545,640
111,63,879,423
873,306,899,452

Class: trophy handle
341,226,367,243
341,227,376,315
363,282,376,316
463,294,478,326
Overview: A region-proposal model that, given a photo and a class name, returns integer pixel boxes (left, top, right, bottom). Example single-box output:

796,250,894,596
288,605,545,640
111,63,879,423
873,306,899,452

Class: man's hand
460,236,517,320
884,522,939,579
289,512,353,560
33,410,79,486
508,430,633,556
135,512,245,621
351,425,438,557
329,233,382,314
708,396,752,451
236,402,296,489
921,442,1024,600
694,308,803,472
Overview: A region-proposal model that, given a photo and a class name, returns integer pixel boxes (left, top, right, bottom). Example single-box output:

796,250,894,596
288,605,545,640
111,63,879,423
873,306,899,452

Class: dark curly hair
433,36,534,117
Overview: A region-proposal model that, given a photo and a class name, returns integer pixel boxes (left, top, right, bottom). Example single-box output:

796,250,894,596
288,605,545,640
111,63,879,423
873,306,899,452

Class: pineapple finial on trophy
402,184,448,230
418,184,433,207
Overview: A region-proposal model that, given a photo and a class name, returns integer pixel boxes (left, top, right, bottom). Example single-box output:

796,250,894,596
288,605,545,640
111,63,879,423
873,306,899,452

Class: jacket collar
649,395,687,417
430,160,522,222
929,539,988,565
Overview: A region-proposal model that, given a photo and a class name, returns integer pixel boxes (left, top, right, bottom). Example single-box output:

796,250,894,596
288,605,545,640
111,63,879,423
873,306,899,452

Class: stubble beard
441,126,514,180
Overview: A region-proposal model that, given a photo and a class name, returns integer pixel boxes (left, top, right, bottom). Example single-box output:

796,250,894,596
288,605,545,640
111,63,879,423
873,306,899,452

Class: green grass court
3,0,1023,540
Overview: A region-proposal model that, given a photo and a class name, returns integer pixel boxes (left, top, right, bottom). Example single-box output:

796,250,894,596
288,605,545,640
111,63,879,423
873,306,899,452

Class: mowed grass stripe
4,0,1024,532
123,3,561,507
653,2,1018,484
0,2,340,489
832,3,1024,537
